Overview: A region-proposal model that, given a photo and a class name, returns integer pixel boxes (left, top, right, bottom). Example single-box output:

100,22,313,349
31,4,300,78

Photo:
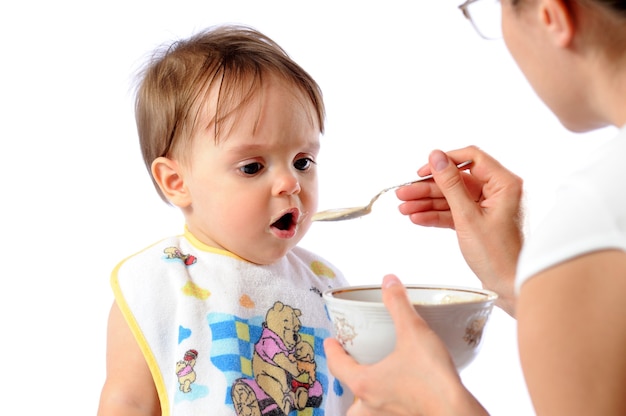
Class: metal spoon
312,160,472,222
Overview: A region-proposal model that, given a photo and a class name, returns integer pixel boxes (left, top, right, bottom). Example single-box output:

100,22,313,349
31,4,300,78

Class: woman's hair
596,0,626,14
513,0,626,14
577,0,626,60
134,24,325,201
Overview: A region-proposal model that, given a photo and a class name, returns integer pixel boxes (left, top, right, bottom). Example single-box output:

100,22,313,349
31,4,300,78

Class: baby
97,24,353,416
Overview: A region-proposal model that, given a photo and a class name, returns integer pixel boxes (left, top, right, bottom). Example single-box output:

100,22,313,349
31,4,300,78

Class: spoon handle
312,159,473,222
383,160,473,192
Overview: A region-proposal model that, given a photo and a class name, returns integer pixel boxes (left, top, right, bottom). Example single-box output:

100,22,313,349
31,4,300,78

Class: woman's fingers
324,338,362,383
381,275,429,347
428,150,481,219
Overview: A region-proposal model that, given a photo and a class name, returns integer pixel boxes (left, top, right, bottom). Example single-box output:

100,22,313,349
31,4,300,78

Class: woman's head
501,0,626,131
134,24,325,202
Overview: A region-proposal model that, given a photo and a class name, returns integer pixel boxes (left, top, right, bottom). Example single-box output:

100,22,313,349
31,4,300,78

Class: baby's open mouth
271,209,299,232
272,212,294,231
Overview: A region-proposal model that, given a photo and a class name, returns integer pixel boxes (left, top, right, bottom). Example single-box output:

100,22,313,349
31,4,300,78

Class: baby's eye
239,162,264,175
294,157,315,171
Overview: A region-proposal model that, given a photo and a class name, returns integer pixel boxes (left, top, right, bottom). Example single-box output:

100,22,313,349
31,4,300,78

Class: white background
0,1,616,414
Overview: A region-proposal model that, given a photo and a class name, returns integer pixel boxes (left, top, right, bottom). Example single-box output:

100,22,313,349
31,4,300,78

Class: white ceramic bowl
323,284,498,370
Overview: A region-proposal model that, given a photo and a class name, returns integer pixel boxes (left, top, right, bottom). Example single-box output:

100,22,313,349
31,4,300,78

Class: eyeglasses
458,0,502,40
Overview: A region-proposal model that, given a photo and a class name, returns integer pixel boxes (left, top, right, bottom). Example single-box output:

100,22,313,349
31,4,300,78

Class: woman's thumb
429,149,475,214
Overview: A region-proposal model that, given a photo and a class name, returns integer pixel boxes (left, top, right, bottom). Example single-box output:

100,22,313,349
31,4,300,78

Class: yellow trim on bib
184,226,245,261
111,262,171,416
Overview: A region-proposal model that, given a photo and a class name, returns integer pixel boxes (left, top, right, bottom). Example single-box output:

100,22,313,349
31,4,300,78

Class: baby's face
179,75,320,264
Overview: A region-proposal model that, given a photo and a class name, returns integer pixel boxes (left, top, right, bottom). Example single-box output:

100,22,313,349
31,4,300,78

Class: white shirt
516,125,626,291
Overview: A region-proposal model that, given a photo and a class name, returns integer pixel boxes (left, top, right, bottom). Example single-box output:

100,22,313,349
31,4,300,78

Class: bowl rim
323,283,498,306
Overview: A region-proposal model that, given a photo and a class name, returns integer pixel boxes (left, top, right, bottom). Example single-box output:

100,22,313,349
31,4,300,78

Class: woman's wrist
480,237,521,317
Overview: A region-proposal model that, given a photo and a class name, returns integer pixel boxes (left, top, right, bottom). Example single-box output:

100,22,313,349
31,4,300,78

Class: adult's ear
539,0,575,47
151,157,191,208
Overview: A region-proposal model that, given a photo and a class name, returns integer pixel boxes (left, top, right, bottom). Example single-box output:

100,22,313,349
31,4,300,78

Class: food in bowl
323,284,498,370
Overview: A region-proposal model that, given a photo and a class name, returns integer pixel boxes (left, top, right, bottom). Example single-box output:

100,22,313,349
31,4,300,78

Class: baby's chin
238,237,303,266
242,250,292,266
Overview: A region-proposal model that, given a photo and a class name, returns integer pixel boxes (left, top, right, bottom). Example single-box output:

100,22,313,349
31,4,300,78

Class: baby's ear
151,157,191,208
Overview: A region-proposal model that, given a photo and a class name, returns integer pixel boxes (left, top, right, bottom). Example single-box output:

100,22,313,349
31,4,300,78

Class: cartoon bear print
164,246,197,266
176,349,198,393
231,301,323,415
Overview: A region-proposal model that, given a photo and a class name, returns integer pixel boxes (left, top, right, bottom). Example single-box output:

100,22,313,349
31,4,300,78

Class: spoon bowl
312,160,472,222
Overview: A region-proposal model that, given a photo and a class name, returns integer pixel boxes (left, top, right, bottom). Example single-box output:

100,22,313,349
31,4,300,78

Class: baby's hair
134,24,325,202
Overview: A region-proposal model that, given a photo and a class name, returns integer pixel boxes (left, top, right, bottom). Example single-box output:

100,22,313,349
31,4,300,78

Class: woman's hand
396,147,523,316
324,274,488,416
